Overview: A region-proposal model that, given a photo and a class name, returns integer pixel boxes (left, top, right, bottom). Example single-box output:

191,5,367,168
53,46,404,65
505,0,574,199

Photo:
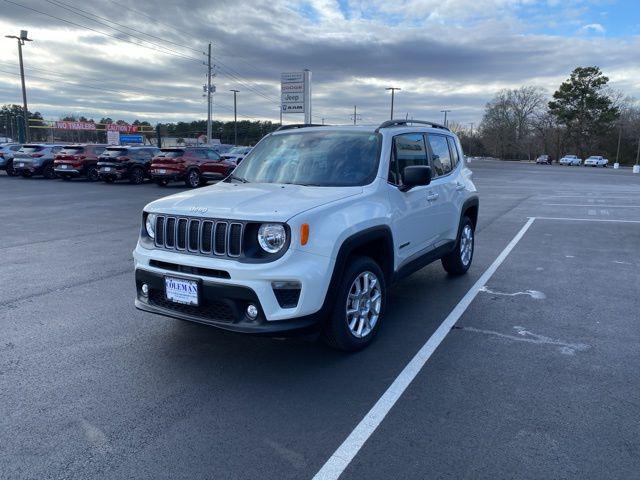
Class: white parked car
134,120,479,351
559,155,582,166
584,155,608,167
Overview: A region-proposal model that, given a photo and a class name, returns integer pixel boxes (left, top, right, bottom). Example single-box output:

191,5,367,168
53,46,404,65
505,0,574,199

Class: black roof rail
375,119,450,133
275,123,326,131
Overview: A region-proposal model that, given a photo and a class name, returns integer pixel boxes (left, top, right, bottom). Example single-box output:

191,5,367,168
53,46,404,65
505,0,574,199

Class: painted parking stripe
312,218,536,480
544,204,640,208
534,216,640,224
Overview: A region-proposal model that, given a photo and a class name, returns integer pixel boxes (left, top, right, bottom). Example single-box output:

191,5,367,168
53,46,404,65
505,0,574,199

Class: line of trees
0,105,279,146
457,67,640,164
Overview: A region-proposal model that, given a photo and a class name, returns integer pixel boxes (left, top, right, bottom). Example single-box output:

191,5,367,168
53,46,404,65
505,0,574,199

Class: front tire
442,216,474,276
43,163,56,179
129,167,145,185
6,160,17,176
86,166,99,181
323,256,386,352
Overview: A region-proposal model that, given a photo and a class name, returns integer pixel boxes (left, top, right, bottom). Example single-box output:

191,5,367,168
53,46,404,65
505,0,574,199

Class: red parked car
54,144,108,181
150,147,237,188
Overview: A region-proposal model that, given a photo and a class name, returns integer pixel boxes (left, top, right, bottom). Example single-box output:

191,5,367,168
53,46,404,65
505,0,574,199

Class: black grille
149,260,230,279
154,215,244,258
148,290,234,322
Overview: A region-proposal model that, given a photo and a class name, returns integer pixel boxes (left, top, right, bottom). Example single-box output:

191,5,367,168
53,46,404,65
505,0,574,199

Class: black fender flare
318,226,394,318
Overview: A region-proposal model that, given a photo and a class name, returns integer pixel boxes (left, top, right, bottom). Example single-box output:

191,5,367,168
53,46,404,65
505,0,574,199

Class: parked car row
0,142,252,187
536,154,610,167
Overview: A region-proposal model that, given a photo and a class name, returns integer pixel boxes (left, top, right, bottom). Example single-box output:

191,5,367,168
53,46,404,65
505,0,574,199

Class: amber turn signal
300,223,310,245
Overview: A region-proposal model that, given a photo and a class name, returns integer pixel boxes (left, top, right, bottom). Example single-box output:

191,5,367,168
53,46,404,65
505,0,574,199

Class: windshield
20,145,44,153
157,150,185,158
230,131,380,187
102,148,127,157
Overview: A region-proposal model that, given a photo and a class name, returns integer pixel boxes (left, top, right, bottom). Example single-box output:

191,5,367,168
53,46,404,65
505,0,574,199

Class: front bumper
133,243,334,328
135,269,319,334
151,169,184,181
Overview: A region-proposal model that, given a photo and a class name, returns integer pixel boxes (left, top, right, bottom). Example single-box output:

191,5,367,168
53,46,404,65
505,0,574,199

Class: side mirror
400,165,431,191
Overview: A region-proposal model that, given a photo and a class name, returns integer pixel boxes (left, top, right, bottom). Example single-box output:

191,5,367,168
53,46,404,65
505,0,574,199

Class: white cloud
582,23,606,34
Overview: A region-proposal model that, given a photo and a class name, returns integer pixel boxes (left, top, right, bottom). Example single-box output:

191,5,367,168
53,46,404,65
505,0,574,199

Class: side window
389,133,428,185
447,136,459,169
427,134,452,176
207,150,220,161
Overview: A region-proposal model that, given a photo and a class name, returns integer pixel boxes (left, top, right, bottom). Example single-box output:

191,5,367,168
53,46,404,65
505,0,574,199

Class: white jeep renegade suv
134,120,479,351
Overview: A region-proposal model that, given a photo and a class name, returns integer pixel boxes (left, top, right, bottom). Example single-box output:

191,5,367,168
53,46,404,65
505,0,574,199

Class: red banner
55,121,96,131
106,124,138,133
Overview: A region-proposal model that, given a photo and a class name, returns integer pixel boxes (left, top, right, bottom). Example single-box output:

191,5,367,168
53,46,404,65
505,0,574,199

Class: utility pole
350,106,362,125
205,43,213,144
440,109,451,127
615,124,622,165
5,30,32,142
385,87,401,120
230,89,239,146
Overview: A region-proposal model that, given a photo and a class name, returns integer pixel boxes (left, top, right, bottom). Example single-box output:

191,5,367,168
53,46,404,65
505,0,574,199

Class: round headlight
145,213,157,239
257,223,286,254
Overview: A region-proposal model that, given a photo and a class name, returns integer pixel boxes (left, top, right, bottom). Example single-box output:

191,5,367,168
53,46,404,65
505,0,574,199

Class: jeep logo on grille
189,206,208,214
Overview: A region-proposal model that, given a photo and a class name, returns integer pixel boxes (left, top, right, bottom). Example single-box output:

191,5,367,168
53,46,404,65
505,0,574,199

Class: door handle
455,182,466,191
426,192,439,202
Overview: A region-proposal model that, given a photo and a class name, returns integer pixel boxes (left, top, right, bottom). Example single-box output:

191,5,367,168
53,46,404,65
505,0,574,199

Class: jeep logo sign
189,206,208,214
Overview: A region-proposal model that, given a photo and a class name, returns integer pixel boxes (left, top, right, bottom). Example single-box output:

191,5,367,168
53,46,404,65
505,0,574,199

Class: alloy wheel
460,224,474,266
346,271,382,338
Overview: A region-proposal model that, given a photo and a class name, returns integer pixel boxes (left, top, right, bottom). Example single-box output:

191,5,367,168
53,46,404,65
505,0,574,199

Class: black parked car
97,146,160,184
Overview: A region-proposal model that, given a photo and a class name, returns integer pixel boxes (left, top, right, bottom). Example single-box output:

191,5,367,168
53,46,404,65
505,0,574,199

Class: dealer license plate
165,277,199,306
103,167,111,172
60,164,68,169
18,162,24,167
157,169,166,174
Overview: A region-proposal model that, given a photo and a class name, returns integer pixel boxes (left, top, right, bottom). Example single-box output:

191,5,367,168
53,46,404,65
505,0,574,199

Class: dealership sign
280,71,311,121
54,121,96,131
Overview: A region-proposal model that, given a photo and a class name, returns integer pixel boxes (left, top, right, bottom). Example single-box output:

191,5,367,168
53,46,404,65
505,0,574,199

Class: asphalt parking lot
1,161,639,480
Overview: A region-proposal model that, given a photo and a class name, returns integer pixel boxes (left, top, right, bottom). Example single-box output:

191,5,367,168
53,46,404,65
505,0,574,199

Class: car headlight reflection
257,223,286,253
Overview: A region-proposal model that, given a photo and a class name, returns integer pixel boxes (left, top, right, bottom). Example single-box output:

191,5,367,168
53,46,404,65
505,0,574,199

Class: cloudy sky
1,0,639,127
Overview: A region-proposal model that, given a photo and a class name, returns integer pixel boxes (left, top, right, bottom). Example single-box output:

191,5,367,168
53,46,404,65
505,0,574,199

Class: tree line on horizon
455,66,640,164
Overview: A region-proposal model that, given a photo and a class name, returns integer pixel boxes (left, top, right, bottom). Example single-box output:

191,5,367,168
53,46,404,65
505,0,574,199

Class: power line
3,0,203,64
45,0,204,54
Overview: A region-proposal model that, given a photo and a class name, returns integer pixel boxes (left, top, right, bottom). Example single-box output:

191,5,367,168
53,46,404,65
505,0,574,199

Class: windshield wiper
227,174,250,183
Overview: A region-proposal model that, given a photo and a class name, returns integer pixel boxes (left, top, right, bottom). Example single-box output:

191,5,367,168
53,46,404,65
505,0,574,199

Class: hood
145,181,363,222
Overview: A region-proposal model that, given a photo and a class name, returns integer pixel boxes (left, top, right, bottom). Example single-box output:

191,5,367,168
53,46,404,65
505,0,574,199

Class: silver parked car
12,144,66,178
0,143,22,176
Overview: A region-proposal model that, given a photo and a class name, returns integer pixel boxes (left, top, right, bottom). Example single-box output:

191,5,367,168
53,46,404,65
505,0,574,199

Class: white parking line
312,218,536,480
535,216,640,224
544,204,640,208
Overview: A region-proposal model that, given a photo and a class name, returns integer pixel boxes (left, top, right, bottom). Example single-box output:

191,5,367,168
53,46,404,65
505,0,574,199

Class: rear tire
185,169,202,188
441,216,474,276
323,256,386,352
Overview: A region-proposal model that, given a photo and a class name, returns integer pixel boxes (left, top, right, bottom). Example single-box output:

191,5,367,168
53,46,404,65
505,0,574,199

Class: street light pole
206,42,213,144
5,30,32,142
440,109,451,128
230,89,239,146
385,87,401,120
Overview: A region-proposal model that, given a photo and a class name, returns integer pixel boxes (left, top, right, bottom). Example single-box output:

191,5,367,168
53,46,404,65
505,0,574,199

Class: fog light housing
141,284,149,296
246,304,258,319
